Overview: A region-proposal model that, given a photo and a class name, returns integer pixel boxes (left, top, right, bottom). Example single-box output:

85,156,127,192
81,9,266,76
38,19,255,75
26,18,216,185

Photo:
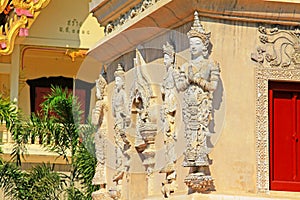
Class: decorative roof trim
0,0,51,55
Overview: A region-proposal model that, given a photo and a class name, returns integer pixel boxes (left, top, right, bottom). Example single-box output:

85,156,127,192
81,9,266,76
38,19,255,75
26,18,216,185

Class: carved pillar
10,44,20,101
129,49,157,196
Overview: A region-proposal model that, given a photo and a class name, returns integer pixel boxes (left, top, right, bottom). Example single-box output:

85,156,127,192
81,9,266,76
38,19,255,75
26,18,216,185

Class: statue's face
115,76,124,89
190,37,204,57
164,53,173,67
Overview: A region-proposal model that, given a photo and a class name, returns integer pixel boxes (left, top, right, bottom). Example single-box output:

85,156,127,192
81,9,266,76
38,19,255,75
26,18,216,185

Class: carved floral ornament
251,26,300,192
0,0,50,55
104,0,161,35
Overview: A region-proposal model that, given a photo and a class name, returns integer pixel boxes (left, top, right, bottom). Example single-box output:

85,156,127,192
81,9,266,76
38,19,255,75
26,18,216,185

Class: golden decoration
0,0,9,14
0,0,51,55
65,49,87,62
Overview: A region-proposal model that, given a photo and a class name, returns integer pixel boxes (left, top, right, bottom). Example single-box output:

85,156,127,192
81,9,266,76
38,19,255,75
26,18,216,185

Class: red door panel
272,91,294,182
269,81,300,191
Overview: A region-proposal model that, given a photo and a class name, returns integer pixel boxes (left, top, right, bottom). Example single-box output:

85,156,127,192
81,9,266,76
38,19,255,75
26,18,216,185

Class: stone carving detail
129,49,157,175
159,42,178,198
111,64,131,197
91,72,113,200
251,27,300,192
173,11,220,192
254,68,300,192
251,26,300,68
104,0,160,35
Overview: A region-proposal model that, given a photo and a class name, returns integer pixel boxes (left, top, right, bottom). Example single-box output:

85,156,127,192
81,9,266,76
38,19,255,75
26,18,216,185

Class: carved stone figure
91,72,112,200
173,11,220,192
112,64,131,185
159,41,178,198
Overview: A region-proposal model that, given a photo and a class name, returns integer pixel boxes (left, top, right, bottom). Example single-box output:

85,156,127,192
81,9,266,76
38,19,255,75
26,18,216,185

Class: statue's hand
172,69,180,81
188,65,194,83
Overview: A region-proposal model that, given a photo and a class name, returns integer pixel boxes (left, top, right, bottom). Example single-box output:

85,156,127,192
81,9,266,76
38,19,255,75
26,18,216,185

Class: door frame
255,67,300,192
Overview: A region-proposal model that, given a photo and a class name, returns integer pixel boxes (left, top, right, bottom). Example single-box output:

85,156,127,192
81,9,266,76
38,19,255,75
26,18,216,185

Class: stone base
145,192,300,200
184,172,214,193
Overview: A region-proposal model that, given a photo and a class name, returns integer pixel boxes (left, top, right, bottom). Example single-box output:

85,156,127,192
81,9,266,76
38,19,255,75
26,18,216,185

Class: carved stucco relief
251,26,300,192
173,11,220,193
129,49,157,175
111,64,131,199
91,72,114,200
104,0,160,35
160,41,178,198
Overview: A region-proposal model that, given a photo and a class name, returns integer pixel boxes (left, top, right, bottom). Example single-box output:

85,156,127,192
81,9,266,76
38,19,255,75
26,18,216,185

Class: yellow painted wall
18,0,104,49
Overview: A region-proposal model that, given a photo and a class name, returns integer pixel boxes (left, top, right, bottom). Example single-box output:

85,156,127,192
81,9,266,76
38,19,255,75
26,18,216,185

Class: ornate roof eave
88,0,300,64
0,0,51,55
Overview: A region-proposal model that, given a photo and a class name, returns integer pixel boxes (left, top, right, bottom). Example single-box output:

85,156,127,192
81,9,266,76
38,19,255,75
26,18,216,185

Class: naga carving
173,11,220,192
91,71,112,200
159,41,178,198
251,26,300,68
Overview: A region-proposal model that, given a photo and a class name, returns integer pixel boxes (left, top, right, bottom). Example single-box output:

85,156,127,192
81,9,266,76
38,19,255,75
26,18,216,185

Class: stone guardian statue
160,41,178,198
111,64,131,198
91,71,112,200
173,11,220,192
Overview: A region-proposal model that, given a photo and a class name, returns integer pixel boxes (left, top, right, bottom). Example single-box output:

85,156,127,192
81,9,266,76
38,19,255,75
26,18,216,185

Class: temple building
1,0,300,199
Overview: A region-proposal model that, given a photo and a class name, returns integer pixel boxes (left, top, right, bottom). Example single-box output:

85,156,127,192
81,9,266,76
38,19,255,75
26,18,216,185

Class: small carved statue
91,72,112,200
112,64,131,184
141,0,153,11
173,11,220,192
160,41,178,197
106,23,114,34
130,8,137,18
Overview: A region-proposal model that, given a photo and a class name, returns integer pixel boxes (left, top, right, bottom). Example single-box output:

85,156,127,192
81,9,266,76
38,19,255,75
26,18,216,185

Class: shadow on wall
208,78,224,149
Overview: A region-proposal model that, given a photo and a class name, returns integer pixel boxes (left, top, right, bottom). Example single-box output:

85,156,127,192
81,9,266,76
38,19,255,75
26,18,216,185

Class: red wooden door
269,81,300,191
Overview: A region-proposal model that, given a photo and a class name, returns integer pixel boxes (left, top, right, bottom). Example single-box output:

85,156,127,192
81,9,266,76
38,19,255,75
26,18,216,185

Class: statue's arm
207,62,220,92
189,62,220,92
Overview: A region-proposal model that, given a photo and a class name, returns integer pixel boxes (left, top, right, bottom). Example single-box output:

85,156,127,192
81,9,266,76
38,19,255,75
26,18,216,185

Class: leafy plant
29,86,97,198
0,87,99,199
0,162,62,200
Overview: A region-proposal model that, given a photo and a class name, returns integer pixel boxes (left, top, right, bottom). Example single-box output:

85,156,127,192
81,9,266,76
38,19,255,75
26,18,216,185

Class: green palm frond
0,95,30,166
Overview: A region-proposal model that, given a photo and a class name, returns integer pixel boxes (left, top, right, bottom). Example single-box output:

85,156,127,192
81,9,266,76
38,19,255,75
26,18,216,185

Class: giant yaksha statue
173,11,220,192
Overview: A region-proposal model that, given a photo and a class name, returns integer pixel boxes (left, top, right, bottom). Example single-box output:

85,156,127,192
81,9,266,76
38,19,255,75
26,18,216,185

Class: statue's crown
187,11,211,44
163,41,175,57
96,74,107,96
114,64,125,77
